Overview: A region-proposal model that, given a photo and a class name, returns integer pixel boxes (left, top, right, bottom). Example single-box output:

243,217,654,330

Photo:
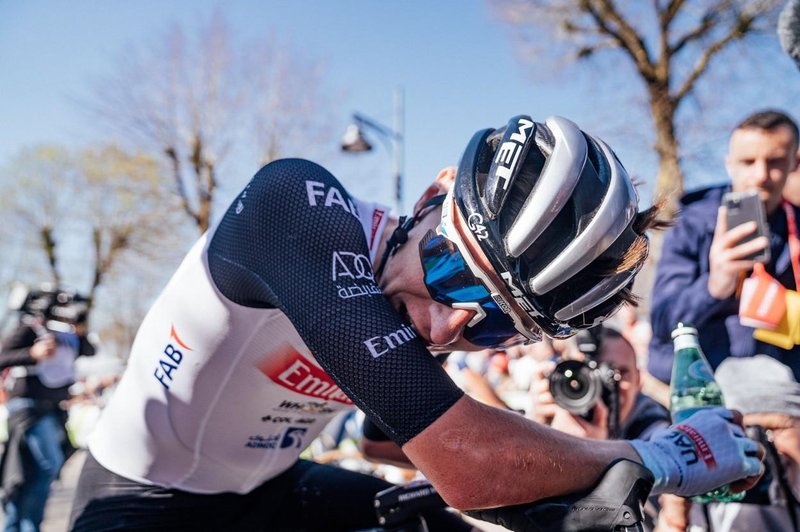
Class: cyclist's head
419,115,662,349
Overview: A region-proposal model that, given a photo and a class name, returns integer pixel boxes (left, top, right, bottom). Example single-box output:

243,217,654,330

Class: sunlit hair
735,109,799,150
610,198,671,307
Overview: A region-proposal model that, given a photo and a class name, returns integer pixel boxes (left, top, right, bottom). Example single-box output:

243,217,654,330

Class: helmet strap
375,195,446,278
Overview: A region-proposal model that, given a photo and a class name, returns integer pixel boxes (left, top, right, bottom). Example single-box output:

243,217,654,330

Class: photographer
529,326,671,442
0,285,95,532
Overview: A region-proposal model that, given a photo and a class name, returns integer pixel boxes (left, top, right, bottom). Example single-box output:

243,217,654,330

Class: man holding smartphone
648,109,800,384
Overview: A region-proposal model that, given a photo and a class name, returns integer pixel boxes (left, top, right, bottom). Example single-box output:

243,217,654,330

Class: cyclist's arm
403,394,642,510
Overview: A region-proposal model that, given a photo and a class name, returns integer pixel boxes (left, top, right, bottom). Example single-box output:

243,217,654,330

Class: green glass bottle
669,323,745,503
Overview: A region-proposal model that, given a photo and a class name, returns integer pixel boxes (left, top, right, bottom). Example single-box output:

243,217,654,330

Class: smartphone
723,190,770,263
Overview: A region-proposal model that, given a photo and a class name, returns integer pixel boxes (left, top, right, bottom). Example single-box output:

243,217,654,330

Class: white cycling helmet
449,115,645,339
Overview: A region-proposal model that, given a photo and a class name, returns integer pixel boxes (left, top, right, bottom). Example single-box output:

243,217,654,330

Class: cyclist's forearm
402,395,640,510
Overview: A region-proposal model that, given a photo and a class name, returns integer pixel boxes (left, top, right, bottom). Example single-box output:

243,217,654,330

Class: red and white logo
258,345,353,405
370,209,386,251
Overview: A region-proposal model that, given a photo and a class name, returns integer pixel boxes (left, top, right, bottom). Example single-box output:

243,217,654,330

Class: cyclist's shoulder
231,158,360,222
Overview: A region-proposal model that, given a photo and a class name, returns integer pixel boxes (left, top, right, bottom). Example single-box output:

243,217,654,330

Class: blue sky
2,0,798,214
0,0,593,213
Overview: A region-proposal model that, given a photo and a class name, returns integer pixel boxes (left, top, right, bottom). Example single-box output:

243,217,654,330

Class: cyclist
68,115,764,531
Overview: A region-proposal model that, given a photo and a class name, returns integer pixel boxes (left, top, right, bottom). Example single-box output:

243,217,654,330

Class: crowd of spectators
4,58,800,531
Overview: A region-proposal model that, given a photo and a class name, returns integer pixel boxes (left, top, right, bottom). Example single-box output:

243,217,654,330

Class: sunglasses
419,227,534,348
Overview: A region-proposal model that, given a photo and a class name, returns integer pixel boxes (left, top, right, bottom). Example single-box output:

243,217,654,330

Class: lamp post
341,87,404,213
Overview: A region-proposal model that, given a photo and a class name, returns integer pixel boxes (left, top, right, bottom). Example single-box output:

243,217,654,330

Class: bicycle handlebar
374,479,446,530
374,458,654,532
465,458,654,531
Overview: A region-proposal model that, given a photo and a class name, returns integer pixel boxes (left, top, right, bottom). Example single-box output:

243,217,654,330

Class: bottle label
687,360,714,381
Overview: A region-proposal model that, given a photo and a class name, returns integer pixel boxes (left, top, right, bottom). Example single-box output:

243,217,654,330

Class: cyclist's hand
629,407,764,496
708,207,768,299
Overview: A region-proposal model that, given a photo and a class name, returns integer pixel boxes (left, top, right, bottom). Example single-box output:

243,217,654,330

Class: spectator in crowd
647,109,800,384
529,326,671,442
615,303,651,366
0,289,96,532
657,356,800,531
444,350,511,410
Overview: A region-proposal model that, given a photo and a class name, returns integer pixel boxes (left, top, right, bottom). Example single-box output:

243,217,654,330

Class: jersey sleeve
207,159,464,445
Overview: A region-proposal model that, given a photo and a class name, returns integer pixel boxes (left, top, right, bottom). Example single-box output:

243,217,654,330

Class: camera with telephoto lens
548,325,622,434
7,283,89,333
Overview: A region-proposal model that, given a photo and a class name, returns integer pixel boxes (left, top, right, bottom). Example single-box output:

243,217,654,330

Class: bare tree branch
82,11,338,233
490,0,784,215
580,0,657,81
674,11,754,102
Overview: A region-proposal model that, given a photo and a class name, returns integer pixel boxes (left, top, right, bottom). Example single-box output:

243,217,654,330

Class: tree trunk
649,84,683,219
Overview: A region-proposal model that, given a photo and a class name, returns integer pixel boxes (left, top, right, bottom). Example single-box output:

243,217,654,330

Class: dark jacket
0,322,95,404
619,392,671,441
0,321,96,501
647,185,800,383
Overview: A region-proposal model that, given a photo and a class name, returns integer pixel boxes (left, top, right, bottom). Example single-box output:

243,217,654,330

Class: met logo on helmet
494,118,533,190
500,271,543,319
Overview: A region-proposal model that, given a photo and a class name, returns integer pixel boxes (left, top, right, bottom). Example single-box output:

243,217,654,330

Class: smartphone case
723,191,771,263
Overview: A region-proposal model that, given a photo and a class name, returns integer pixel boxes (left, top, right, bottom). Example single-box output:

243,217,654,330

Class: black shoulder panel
208,159,463,445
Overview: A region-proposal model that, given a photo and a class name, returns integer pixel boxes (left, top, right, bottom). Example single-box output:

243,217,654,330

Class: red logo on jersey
370,209,386,251
170,324,193,351
258,345,353,405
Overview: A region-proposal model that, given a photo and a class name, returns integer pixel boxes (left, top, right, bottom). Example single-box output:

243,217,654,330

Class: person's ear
412,167,456,214
724,153,733,179
433,166,456,190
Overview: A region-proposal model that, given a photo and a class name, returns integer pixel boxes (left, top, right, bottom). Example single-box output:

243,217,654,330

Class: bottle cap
671,322,698,339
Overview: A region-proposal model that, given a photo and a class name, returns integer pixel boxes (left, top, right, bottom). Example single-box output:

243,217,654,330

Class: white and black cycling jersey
89,159,464,494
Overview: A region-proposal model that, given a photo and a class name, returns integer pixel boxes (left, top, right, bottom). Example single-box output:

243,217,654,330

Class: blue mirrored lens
462,300,526,347
421,236,490,304
419,230,521,347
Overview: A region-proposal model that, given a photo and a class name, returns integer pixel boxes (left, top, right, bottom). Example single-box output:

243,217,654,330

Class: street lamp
341,87,404,213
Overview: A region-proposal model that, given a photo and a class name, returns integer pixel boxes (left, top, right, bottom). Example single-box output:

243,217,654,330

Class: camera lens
548,359,603,415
